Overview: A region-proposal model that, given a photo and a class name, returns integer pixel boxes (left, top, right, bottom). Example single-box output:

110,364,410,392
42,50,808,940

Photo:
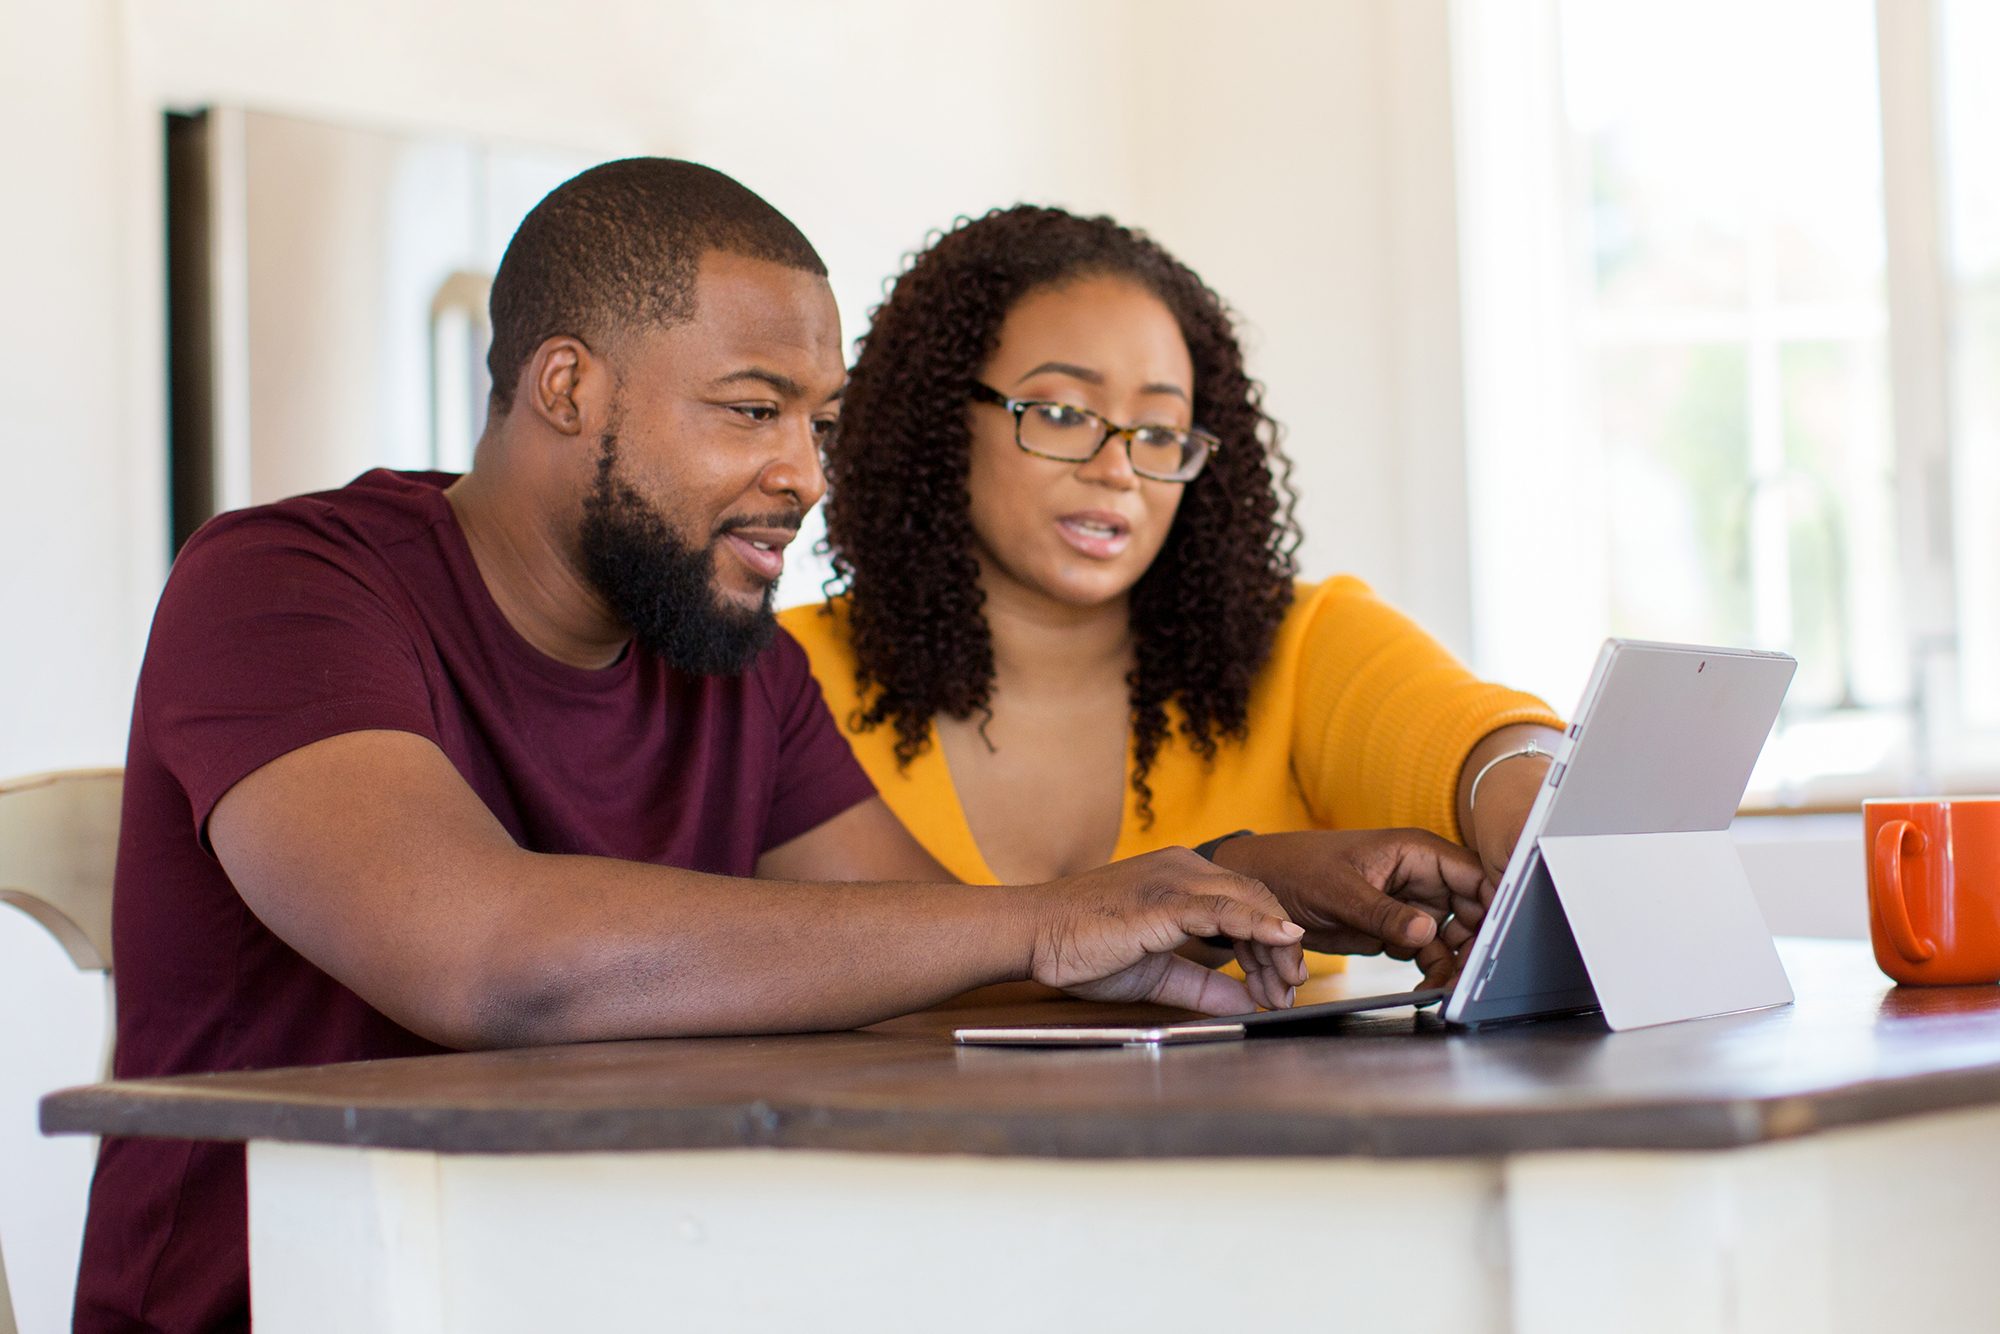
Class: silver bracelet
1467,742,1552,813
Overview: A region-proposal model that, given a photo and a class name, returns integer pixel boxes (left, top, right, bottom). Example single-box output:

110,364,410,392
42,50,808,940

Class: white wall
0,7,148,1322
0,3,1463,1329
0,0,1470,779
1126,0,1471,643
0,0,160,779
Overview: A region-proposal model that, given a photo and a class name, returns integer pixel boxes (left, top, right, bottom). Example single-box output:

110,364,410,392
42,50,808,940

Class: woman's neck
977,561,1134,698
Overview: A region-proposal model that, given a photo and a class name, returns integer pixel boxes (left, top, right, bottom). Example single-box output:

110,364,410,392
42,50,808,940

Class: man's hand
1211,830,1490,988
1028,849,1309,1016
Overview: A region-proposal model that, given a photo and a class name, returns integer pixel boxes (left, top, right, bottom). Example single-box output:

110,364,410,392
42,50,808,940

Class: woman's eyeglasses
970,383,1217,483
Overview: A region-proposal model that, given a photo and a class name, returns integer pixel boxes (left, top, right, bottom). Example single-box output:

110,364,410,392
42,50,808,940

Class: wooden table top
41,940,2000,1159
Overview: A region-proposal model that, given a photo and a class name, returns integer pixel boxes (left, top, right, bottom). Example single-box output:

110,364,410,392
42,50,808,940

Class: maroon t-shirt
75,469,874,1332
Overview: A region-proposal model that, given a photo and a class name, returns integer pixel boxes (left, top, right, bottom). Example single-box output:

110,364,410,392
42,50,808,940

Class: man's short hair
486,158,827,413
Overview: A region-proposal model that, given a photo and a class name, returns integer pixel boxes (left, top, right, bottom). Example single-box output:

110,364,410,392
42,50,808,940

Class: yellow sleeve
1288,578,1563,841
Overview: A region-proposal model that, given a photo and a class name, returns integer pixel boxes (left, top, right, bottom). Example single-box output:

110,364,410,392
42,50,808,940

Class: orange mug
1865,796,2000,985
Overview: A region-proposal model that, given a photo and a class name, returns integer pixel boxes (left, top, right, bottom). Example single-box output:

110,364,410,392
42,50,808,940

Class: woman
781,206,1561,968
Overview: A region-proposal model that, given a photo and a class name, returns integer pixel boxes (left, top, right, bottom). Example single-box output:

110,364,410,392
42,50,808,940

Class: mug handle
1873,819,1937,964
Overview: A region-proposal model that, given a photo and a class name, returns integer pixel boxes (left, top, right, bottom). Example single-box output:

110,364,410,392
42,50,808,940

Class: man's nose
761,416,827,511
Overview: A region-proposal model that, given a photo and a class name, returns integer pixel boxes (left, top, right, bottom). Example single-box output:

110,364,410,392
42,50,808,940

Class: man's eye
812,418,839,441
731,405,779,423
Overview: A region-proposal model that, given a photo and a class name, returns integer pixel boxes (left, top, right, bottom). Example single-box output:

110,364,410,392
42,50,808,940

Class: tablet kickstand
1537,830,1793,1031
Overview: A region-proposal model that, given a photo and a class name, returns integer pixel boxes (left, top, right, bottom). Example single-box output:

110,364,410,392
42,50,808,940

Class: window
1454,0,1999,805
1940,0,2000,738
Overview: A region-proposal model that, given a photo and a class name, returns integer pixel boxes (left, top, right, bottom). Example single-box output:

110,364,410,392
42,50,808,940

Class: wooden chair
0,768,122,1334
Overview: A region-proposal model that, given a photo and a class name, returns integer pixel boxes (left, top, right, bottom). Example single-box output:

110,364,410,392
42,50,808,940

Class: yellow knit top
780,577,1563,884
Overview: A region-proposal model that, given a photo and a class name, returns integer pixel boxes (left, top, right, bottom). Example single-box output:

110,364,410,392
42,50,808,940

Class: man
76,159,1487,1331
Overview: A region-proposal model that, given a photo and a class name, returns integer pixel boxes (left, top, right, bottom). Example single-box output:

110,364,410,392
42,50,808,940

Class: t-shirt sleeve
140,513,441,838
755,628,878,851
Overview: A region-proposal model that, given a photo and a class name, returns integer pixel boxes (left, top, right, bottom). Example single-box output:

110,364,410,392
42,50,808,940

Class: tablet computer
1444,638,1795,1027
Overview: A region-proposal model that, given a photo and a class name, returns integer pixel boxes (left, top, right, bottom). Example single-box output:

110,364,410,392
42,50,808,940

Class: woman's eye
1032,403,1090,430
731,405,779,423
812,417,839,441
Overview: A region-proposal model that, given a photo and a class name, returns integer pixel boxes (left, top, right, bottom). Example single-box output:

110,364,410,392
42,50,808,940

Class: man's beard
578,431,791,676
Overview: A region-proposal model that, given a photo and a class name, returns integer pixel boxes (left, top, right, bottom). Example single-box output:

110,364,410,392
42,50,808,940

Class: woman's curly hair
820,205,1302,825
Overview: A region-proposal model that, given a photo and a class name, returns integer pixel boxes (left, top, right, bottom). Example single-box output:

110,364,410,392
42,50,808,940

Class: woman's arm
1455,721,1566,881
1289,579,1564,839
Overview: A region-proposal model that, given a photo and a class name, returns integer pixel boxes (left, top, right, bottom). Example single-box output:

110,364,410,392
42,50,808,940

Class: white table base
250,1103,2000,1334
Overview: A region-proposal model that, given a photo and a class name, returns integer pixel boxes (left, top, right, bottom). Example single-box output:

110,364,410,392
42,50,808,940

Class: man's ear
525,336,593,436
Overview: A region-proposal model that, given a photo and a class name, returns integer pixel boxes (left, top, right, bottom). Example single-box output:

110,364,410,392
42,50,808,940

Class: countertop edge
43,1066,2000,1159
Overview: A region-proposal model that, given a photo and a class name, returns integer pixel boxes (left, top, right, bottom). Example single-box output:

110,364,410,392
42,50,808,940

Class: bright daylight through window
1456,0,1997,807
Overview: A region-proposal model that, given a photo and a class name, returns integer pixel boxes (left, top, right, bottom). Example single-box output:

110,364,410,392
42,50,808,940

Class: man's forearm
459,851,1037,1047
216,735,1305,1050
214,732,1047,1051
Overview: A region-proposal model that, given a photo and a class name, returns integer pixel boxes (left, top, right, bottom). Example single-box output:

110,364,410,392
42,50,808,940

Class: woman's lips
1055,512,1132,560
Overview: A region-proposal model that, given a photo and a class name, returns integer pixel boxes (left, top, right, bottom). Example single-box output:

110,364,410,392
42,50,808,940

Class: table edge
42,1065,2000,1159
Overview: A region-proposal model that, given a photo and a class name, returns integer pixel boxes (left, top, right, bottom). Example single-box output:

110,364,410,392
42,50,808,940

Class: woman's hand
1207,830,1489,988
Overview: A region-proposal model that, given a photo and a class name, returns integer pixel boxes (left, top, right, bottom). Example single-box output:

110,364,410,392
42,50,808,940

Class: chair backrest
0,769,120,974
0,768,121,1334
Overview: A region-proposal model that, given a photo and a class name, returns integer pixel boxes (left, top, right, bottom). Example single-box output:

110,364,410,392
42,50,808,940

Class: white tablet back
1540,642,1794,839
1446,641,1796,1029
